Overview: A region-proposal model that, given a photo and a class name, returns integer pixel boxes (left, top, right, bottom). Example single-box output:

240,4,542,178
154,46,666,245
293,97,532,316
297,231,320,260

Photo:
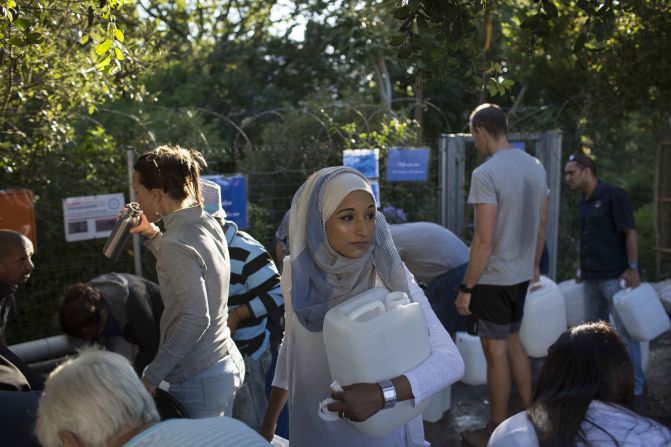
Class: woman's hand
259,419,277,442
260,386,288,441
141,376,157,396
124,205,158,238
326,383,383,422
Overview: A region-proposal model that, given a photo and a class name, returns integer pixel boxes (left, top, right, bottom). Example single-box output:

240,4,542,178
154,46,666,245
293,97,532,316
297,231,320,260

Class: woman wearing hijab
260,167,464,446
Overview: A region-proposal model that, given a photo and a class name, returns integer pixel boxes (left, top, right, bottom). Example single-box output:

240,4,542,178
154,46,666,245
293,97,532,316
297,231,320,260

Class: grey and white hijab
288,166,410,332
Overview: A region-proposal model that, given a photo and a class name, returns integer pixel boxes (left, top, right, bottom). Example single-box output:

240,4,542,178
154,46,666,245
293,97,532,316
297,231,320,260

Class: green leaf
543,1,558,18
0,31,4,39
397,45,412,59
416,16,429,34
394,7,412,20
7,36,23,46
573,32,587,52
24,32,42,44
520,15,540,30
88,104,96,115
14,18,30,31
80,35,90,45
113,28,124,42
389,35,405,46
96,55,111,70
114,47,124,60
409,32,422,47
487,83,498,97
407,0,420,13
95,39,112,55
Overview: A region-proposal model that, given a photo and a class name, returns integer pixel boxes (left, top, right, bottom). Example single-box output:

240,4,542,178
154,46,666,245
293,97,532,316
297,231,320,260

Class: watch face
383,388,395,400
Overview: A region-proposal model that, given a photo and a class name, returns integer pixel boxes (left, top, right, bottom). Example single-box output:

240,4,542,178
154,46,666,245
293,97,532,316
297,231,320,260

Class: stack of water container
453,276,569,388
455,275,671,390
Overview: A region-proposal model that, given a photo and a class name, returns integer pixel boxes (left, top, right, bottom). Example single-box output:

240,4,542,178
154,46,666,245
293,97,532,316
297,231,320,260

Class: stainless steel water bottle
102,202,142,260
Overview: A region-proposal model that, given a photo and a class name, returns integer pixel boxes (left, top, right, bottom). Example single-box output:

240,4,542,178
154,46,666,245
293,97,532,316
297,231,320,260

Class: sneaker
461,420,499,447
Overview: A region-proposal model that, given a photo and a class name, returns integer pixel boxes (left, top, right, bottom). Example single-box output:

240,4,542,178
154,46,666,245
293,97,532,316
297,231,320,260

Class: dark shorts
469,281,530,340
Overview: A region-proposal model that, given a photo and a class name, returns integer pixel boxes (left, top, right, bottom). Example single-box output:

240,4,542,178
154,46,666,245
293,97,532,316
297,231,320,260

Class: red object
0,189,38,250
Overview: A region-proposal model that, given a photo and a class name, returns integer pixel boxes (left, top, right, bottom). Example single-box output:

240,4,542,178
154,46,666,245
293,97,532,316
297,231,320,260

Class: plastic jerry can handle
318,381,345,422
385,291,409,309
347,300,386,321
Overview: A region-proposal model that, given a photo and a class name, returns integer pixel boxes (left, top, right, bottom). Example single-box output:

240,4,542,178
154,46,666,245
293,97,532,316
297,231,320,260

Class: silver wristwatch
378,378,397,410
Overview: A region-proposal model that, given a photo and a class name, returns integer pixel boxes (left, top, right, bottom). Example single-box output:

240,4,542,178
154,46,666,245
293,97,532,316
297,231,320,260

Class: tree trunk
415,72,423,143
372,56,392,111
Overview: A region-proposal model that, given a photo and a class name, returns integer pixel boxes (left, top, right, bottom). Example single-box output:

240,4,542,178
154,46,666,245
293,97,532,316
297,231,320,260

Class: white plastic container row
456,277,666,388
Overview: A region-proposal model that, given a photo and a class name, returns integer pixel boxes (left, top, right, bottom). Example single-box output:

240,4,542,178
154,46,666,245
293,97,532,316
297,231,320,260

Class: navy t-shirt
578,181,636,279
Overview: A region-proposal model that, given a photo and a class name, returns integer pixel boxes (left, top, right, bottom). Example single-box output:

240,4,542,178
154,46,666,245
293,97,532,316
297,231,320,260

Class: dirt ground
424,331,671,446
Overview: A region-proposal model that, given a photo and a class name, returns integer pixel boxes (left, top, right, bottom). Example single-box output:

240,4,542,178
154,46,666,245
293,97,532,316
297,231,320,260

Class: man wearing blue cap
200,179,284,430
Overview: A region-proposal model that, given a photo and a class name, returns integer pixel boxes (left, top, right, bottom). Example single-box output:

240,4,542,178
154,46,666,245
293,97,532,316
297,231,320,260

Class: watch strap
459,283,475,294
378,378,397,410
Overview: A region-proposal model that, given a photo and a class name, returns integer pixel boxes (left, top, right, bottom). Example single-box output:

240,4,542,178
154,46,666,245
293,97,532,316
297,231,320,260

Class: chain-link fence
7,141,444,344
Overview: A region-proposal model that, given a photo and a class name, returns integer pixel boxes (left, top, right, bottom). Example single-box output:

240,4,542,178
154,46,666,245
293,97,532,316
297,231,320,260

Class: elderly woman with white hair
35,349,270,447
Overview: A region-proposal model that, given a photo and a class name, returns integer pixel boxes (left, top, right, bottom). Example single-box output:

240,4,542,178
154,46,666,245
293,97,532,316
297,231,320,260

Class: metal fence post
541,131,562,280
444,134,466,237
439,134,448,228
127,149,143,277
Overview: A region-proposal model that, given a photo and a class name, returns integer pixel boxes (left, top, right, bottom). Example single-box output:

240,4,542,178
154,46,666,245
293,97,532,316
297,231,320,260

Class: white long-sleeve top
273,260,464,447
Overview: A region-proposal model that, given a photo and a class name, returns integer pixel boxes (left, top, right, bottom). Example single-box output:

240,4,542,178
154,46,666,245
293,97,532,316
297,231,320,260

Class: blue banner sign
369,179,381,208
202,174,248,229
343,149,379,178
386,147,430,182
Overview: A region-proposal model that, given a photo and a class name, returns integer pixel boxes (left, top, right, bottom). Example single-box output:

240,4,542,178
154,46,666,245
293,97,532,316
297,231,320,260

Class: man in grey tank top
455,104,549,447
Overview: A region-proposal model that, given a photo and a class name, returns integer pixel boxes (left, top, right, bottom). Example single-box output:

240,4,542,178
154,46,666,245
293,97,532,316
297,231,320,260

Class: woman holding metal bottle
127,145,244,418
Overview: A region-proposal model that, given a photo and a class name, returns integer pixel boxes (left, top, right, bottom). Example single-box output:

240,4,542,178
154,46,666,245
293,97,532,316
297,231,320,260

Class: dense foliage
1,0,669,342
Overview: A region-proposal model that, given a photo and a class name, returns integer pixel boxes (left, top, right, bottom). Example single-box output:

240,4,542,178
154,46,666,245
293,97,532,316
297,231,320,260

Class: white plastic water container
520,276,568,358
323,288,431,437
422,386,452,423
641,341,649,372
558,279,587,327
455,331,487,386
613,283,671,341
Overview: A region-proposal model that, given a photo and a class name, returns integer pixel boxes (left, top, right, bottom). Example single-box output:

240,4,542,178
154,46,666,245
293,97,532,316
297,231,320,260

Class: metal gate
438,131,563,280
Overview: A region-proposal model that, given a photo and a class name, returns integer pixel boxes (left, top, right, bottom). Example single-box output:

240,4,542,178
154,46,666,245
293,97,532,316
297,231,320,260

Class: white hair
35,348,160,447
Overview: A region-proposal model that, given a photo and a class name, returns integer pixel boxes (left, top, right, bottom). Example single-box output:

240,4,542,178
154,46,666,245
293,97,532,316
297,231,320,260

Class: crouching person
34,349,270,447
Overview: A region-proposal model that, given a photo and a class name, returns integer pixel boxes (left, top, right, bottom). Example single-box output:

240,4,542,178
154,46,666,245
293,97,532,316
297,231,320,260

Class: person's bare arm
455,203,497,316
260,386,288,441
620,228,640,288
